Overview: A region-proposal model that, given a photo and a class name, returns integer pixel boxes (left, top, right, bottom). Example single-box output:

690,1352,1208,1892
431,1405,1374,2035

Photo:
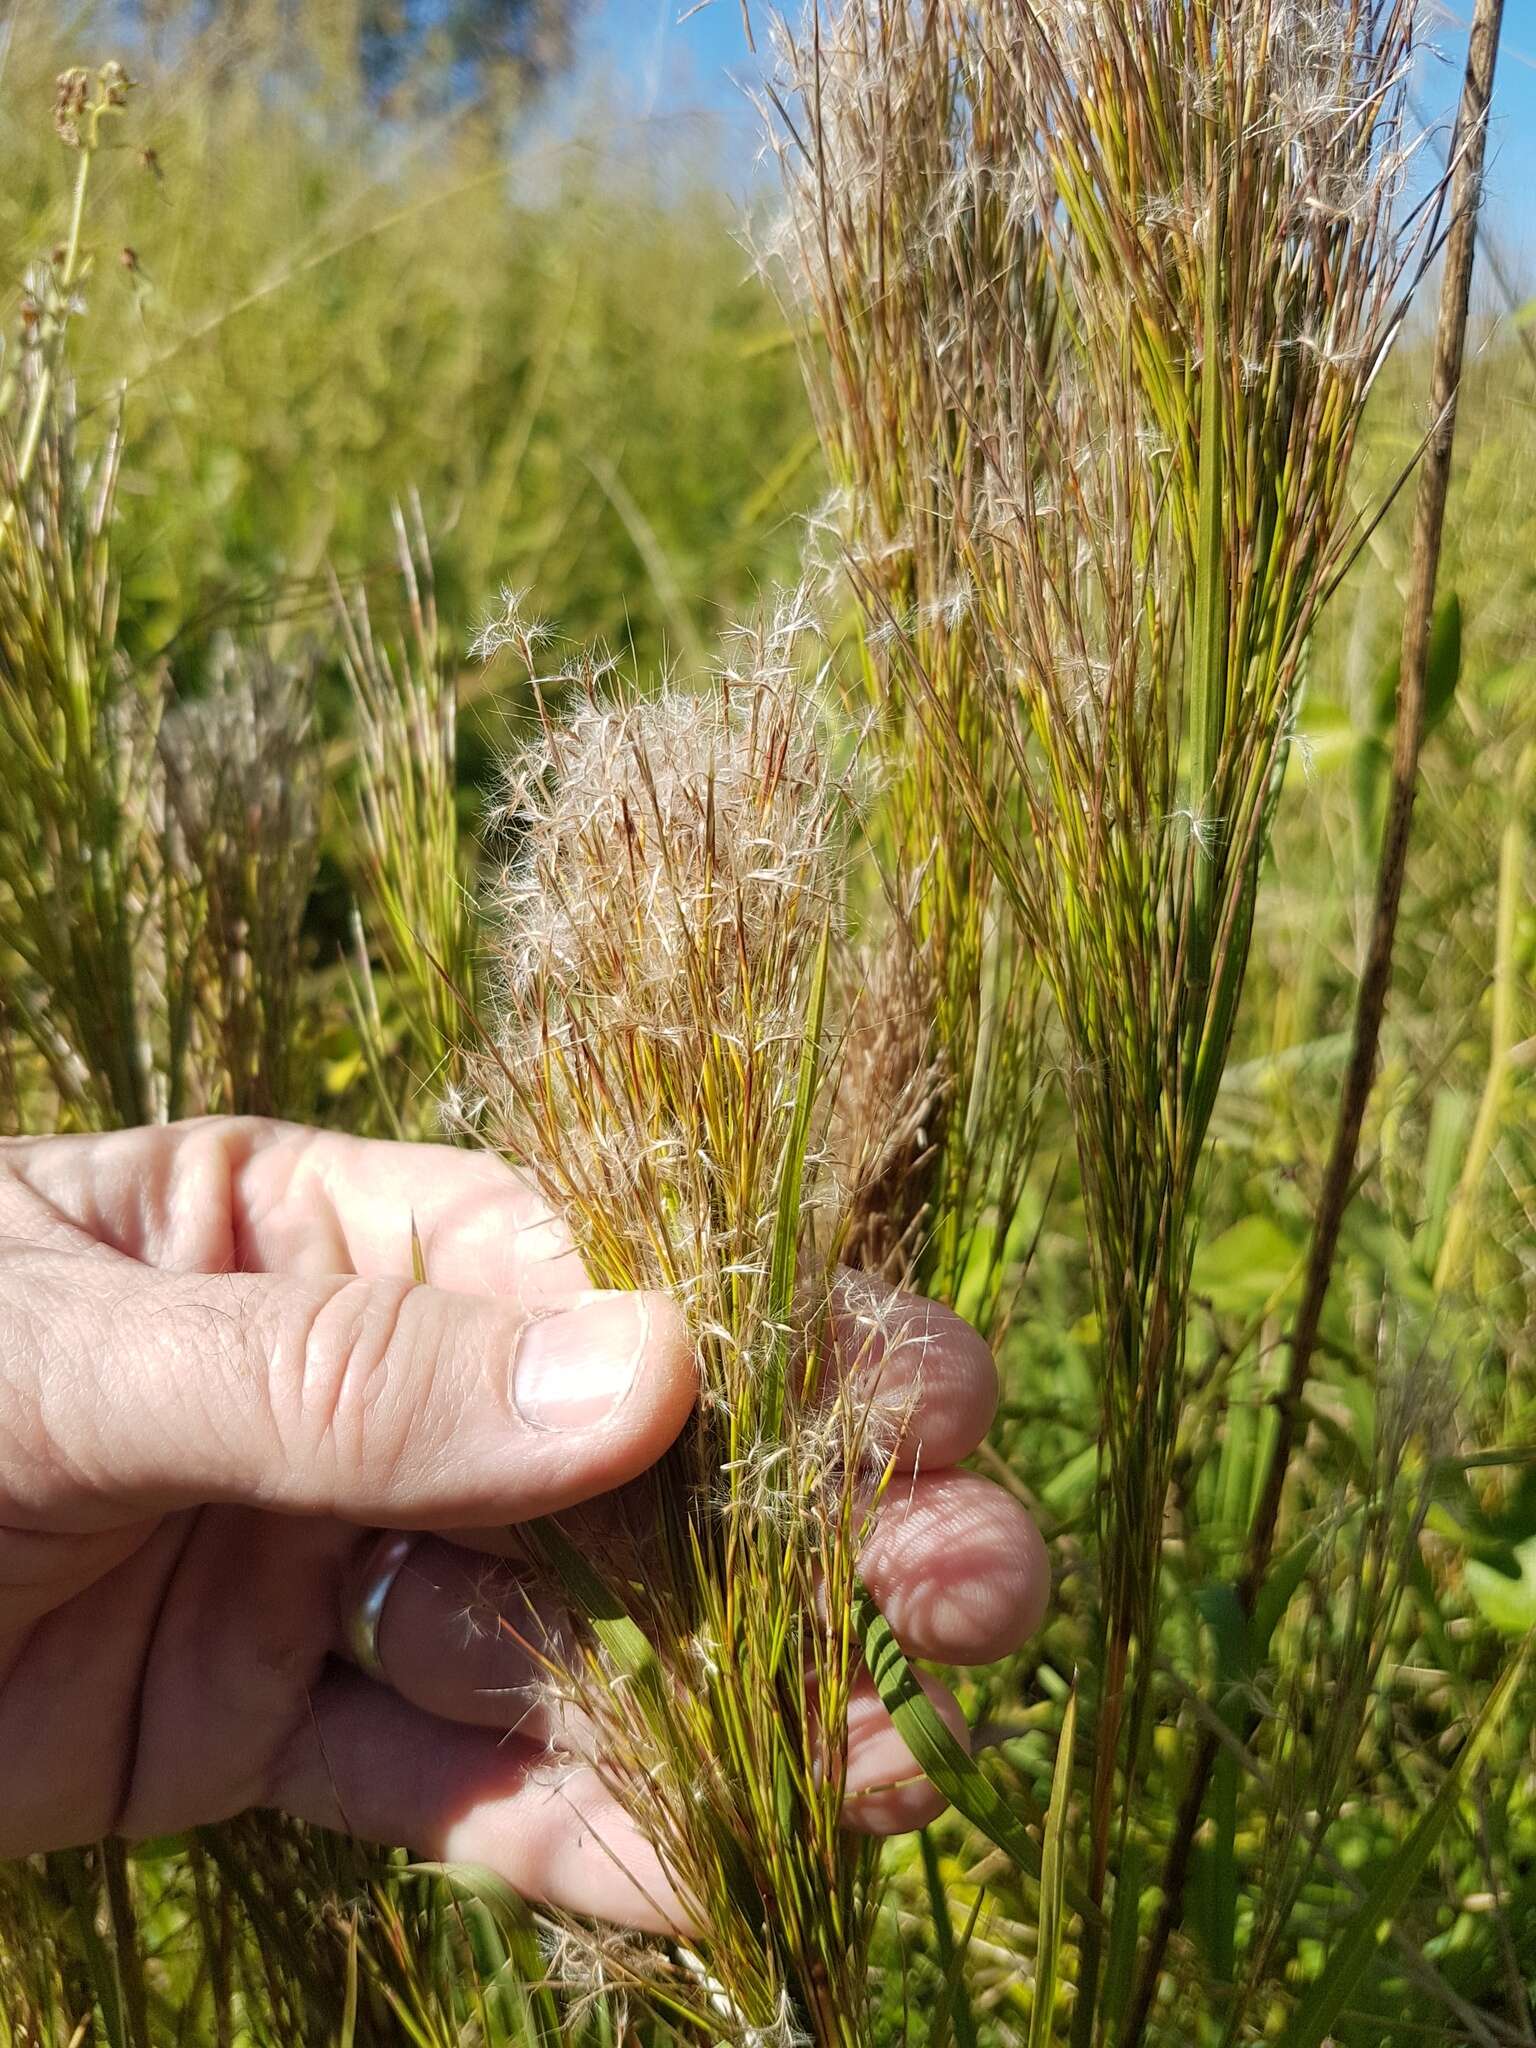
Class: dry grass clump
832,926,948,1285
160,649,320,1119
471,596,897,2048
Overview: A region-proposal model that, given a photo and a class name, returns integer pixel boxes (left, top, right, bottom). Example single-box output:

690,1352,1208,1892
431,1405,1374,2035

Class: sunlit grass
0,5,1533,2046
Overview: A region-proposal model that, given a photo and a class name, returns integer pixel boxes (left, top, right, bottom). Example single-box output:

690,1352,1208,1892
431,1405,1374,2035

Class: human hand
0,1118,1048,1928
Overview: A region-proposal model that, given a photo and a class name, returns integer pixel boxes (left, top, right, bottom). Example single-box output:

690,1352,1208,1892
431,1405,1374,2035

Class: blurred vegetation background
0,0,815,692
1,0,1535,2039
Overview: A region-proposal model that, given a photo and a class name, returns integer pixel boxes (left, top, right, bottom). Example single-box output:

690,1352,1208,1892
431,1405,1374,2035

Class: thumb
26,1258,697,1529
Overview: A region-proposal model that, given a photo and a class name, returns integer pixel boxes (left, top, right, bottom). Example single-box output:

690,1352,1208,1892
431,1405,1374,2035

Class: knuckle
0,1244,110,1518
274,1276,430,1510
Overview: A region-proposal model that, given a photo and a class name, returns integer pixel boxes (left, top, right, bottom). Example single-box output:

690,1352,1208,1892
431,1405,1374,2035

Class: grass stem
1122,3,1508,2030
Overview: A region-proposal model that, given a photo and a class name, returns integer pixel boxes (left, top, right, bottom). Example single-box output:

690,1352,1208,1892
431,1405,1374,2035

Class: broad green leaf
1466,1536,1536,1636
1191,1586,1246,1981
1249,1532,1321,1665
1369,592,1462,737
1039,1443,1099,1517
1355,593,1462,848
124,1833,193,1861
1213,1368,1258,1535
1413,1089,1473,1277
1496,1468,1536,1544
1194,1583,1251,1681
1193,1214,1304,1319
1425,1463,1536,1598
1352,733,1389,856
1425,1459,1502,1551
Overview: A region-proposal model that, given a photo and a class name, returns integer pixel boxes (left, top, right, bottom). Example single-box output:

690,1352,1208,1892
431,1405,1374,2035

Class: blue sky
574,0,1536,276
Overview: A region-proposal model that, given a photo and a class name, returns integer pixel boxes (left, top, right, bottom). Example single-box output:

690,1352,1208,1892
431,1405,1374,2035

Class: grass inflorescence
469,598,889,2048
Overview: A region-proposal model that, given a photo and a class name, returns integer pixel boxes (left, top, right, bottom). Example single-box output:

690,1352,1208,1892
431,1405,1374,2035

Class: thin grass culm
473,601,894,2048
764,0,1460,2030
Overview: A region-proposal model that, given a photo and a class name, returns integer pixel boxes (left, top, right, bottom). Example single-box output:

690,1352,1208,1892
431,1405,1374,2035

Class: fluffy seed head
483,594,858,1303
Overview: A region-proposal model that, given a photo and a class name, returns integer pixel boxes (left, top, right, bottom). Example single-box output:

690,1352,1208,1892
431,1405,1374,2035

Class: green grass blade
1370,591,1462,738
1028,1681,1078,2048
1187,201,1228,1012
852,1583,1101,1931
55,1851,129,2048
1248,1533,1320,1665
523,1517,669,1723
339,1915,360,2048
1275,1640,1531,2048
1191,1586,1246,1983
766,917,831,1432
1100,1834,1146,2032
408,1865,562,2048
929,1883,986,2048
919,1828,979,2048
100,1842,150,2048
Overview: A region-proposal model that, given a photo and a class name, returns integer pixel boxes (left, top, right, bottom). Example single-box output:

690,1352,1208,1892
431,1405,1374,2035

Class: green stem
1434,773,1525,1292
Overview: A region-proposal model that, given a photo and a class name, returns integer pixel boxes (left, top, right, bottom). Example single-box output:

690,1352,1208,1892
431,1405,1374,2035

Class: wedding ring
344,1529,418,1681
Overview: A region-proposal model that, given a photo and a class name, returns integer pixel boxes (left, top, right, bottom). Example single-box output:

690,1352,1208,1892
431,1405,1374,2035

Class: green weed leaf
1369,591,1462,739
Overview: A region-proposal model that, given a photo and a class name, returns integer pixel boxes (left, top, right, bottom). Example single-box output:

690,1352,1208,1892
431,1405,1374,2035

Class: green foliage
0,10,813,686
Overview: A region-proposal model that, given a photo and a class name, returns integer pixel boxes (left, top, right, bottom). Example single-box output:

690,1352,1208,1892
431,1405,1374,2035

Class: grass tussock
1,6,1534,2048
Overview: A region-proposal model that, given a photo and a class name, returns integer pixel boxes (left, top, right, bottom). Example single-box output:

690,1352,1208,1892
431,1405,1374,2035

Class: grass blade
1275,1641,1531,2048
407,1865,562,2048
929,1883,986,2048
339,1915,359,2048
522,1517,669,1723
766,916,831,1432
852,1583,1101,1930
1028,1681,1078,2048
919,1828,979,2048
1186,197,1229,1017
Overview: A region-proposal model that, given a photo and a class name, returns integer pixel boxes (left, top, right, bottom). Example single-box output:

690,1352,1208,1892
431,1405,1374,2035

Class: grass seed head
478,599,885,2044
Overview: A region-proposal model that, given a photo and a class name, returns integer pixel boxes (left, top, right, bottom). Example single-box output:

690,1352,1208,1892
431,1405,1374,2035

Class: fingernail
513,1295,648,1431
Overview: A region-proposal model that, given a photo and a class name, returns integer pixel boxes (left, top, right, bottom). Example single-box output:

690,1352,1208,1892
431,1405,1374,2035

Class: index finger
2,1119,588,1311
233,1123,587,1307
